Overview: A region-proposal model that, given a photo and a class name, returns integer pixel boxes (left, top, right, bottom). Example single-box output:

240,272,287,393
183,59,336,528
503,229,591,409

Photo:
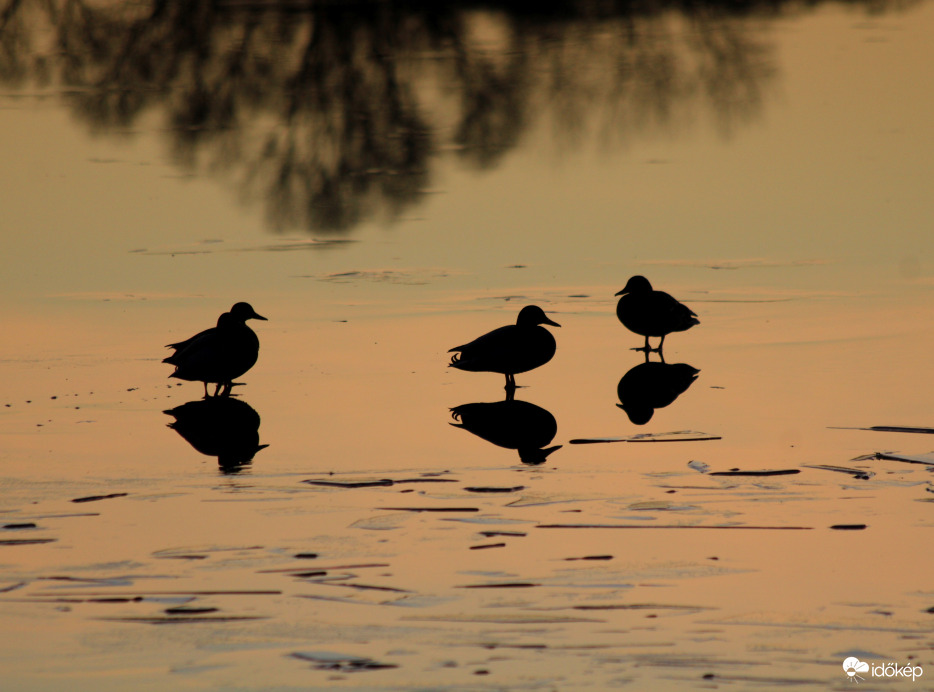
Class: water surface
1,0,933,689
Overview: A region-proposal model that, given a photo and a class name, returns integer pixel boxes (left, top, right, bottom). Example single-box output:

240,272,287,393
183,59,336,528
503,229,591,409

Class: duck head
229,302,268,322
614,275,653,297
516,305,560,328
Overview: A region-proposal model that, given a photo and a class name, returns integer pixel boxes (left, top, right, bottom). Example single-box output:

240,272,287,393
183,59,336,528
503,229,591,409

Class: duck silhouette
450,398,561,465
164,302,267,397
617,359,700,424
164,397,268,473
448,305,560,390
615,276,699,352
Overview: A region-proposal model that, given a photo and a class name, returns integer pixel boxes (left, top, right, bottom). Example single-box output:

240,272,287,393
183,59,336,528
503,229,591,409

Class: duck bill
251,311,268,321
614,289,628,296
544,317,561,327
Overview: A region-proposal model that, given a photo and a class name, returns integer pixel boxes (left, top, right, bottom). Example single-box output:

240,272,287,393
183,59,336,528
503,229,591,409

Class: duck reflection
616,358,699,425
164,398,268,473
450,398,561,465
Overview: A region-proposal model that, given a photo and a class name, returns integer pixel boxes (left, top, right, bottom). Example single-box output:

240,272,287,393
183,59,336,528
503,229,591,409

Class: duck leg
505,373,517,392
631,335,651,353
202,382,210,398
654,335,666,353
212,383,223,397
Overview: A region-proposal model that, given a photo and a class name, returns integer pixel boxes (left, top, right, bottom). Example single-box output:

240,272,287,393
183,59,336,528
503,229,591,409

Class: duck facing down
450,399,561,465
448,305,560,390
164,302,267,397
615,276,699,352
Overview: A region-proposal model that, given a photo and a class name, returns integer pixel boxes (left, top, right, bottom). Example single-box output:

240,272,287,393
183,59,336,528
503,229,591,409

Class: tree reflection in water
0,0,911,234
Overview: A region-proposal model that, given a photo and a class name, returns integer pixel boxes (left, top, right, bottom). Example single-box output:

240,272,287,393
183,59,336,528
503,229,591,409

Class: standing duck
164,302,267,397
615,276,699,352
448,305,560,390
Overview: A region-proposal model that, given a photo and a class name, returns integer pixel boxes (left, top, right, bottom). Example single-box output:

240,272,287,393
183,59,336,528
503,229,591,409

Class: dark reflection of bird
164,397,268,473
164,302,267,397
617,360,700,424
448,306,560,390
615,276,699,352
450,399,561,465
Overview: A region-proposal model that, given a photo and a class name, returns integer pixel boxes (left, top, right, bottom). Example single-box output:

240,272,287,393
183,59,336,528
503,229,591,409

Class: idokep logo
842,656,923,684
842,657,869,683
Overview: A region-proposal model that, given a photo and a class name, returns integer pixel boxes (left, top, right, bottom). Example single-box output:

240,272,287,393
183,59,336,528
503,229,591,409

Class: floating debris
394,478,459,484
164,606,219,615
99,615,266,624
709,469,800,477
537,524,811,530
309,581,412,594
470,543,506,550
464,486,525,493
403,613,601,624
258,563,389,574
377,507,479,513
830,524,867,530
71,493,128,504
289,651,398,672
0,538,57,546
802,464,874,480
303,477,457,488
87,597,144,603
871,452,934,466
571,431,720,444
2,523,37,530
44,590,280,597
572,603,710,611
565,555,613,561
831,425,934,435
304,479,394,488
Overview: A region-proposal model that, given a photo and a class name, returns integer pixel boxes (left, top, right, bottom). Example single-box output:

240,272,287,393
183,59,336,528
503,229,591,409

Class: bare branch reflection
0,0,915,233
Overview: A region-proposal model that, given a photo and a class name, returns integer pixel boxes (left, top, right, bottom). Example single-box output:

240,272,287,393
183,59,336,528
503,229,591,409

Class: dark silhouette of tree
0,0,918,233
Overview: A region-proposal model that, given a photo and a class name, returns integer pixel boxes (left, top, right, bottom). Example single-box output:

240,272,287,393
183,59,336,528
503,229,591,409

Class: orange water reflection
1,288,933,689
2,0,934,689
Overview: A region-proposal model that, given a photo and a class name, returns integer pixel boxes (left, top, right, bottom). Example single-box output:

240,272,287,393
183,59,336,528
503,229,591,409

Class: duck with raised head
163,302,267,397
448,305,560,390
615,276,699,352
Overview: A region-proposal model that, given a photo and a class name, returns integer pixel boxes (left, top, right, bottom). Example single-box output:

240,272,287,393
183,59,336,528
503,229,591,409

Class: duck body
615,276,698,351
448,305,560,388
164,302,267,397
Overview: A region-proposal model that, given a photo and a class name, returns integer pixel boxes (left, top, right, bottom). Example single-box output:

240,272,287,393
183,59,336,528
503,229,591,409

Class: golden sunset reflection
2,0,934,689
